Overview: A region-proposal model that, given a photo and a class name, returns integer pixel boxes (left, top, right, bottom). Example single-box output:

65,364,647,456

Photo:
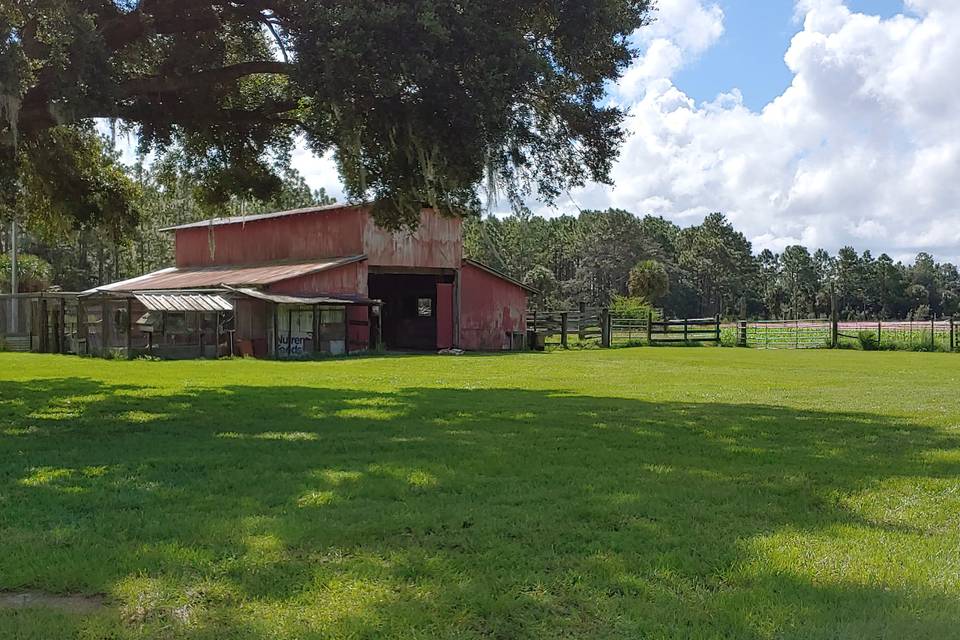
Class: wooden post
39,297,48,353
58,298,66,353
125,298,132,359
560,312,568,348
830,285,838,348
343,306,350,355
102,299,111,357
271,303,278,359
737,320,747,347
77,297,87,355
578,301,586,341
646,309,653,345
951,317,956,352
600,308,610,348
198,312,204,359
878,319,882,348
715,314,721,344
313,304,320,354
931,315,936,350
683,318,689,343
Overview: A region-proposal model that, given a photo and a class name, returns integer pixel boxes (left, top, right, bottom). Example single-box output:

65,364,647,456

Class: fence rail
649,316,721,344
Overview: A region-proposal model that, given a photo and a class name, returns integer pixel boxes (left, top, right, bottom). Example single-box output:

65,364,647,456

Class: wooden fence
648,316,721,345
526,306,722,348
527,304,607,347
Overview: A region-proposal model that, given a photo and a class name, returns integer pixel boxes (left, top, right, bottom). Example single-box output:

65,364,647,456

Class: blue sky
673,0,909,110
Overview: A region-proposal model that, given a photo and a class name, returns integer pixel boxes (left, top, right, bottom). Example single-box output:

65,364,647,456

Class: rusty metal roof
158,203,366,232
134,293,234,312
225,286,380,306
91,256,367,293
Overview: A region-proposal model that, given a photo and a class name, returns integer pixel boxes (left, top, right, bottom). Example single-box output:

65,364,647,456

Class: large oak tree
1,0,653,228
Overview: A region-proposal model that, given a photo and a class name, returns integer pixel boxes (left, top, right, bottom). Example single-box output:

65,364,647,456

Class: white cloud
290,139,347,202
619,0,725,98
554,0,960,263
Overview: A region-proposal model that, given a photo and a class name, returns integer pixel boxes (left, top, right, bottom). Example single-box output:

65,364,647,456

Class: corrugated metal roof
135,293,234,312
93,256,366,293
159,203,367,232
226,286,380,306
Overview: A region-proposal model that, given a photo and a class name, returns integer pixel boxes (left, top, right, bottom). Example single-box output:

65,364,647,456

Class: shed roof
134,293,233,312
224,286,379,306
159,203,364,232
89,256,366,293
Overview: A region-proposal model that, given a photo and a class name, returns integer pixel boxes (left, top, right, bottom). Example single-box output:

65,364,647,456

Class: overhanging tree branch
121,62,295,96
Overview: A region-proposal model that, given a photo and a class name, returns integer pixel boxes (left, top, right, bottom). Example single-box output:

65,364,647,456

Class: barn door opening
368,272,455,351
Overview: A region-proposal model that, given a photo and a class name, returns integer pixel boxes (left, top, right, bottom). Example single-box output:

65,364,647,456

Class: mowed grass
1,349,960,639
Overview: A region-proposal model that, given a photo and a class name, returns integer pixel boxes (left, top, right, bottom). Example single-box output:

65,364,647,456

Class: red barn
84,204,531,358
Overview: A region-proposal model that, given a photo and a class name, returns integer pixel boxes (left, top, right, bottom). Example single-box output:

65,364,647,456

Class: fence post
77,298,87,355
830,286,838,348
715,314,721,344
737,320,747,347
931,315,936,350
646,309,653,345
578,301,586,342
560,312,568,349
126,298,133,360
951,317,956,352
878,319,882,349
600,308,611,348
683,318,689,343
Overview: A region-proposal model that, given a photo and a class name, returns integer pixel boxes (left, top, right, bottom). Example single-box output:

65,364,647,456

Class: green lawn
2,348,960,639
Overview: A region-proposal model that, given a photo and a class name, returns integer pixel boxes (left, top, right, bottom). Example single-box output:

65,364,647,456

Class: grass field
2,349,960,639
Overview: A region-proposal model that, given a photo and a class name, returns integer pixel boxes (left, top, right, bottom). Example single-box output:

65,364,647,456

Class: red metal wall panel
436,283,454,349
175,206,367,267
459,263,528,351
265,261,368,297
362,208,462,270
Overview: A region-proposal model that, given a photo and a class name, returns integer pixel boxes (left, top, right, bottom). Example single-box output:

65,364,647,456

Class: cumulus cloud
563,0,960,262
619,0,725,95
290,141,346,203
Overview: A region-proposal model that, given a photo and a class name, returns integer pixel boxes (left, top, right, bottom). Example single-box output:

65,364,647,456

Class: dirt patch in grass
0,591,106,614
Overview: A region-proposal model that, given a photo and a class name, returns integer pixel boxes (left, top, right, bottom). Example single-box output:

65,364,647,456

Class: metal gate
745,319,832,350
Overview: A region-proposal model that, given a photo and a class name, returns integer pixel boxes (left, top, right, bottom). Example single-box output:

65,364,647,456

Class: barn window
417,298,432,317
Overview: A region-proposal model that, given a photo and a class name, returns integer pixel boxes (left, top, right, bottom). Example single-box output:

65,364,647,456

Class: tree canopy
1,0,653,229
464,209,960,321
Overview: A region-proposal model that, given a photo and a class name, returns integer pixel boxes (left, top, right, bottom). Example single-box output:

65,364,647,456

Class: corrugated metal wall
266,261,368,297
175,206,367,267
363,209,462,270
459,263,528,351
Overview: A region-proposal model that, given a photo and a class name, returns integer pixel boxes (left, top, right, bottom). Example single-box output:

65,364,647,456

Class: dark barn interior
368,272,454,350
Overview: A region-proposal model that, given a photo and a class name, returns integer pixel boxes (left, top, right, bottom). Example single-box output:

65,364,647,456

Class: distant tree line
0,153,335,292
464,210,960,321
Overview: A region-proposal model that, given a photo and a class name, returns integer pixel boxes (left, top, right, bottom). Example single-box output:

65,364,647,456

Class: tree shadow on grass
1,377,960,638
